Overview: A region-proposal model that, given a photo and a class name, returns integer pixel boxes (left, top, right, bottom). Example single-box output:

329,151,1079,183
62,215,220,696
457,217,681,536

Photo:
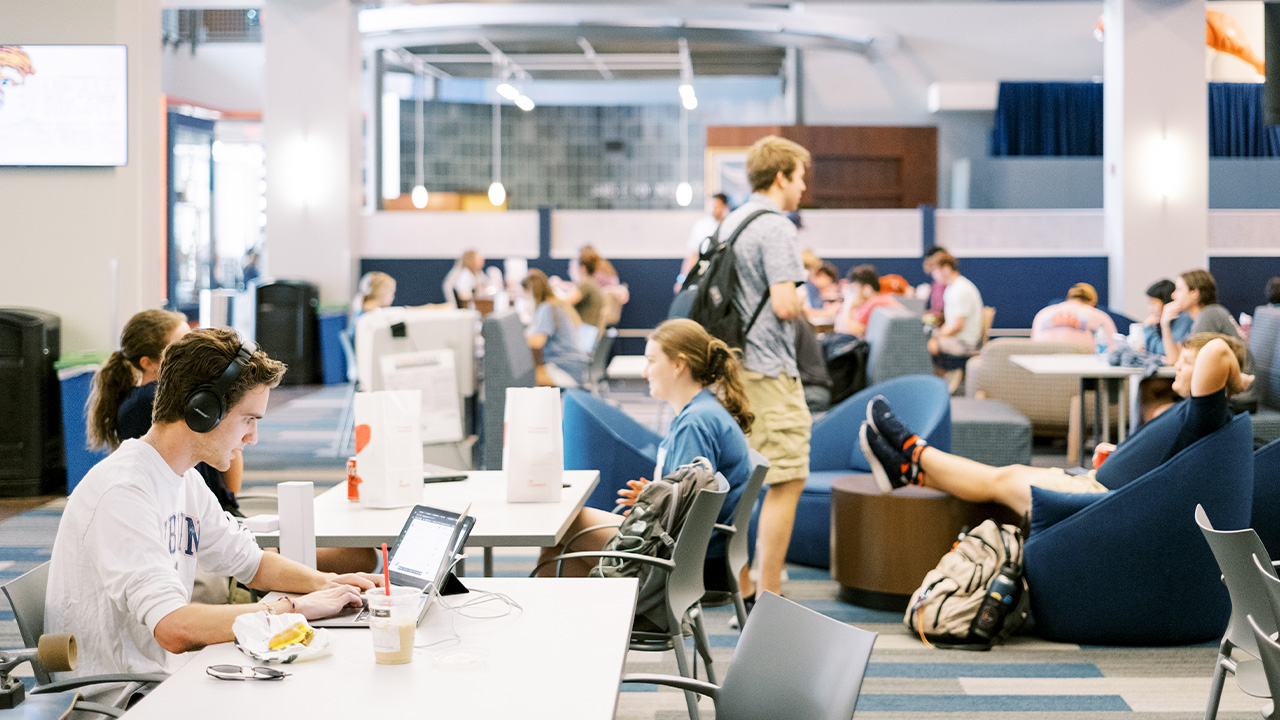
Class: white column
1103,0,1208,317
263,0,362,304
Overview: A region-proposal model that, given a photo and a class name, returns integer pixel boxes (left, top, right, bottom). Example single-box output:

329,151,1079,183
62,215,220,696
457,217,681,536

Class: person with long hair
537,319,754,593
349,271,397,327
522,268,590,387
1161,269,1244,363
86,310,241,510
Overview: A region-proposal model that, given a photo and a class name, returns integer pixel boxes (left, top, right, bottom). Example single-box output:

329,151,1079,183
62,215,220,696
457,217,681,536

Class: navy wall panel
1209,256,1280,319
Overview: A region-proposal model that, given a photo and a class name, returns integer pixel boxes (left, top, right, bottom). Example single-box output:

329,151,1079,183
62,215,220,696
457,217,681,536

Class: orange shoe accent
900,434,921,452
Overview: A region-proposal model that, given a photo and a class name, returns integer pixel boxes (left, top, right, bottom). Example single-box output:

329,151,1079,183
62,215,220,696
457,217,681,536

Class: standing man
47,328,378,677
676,193,731,292
719,136,812,605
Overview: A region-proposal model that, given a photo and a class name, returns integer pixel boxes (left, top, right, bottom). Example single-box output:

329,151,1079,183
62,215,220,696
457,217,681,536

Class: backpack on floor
904,519,1029,650
684,208,776,349
589,457,721,632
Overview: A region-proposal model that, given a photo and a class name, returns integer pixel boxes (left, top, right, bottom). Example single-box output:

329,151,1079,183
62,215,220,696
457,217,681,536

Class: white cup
368,587,419,665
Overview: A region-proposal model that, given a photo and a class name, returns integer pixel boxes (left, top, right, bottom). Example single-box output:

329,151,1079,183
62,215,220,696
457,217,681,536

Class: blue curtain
990,82,1104,157
992,81,1280,157
1208,83,1280,157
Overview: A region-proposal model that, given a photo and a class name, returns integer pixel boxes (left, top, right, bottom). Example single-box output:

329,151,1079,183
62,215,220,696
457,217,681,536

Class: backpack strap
722,208,779,338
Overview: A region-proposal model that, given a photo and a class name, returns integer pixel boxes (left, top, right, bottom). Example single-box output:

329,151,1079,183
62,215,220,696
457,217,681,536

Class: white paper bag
354,390,423,509
502,387,564,503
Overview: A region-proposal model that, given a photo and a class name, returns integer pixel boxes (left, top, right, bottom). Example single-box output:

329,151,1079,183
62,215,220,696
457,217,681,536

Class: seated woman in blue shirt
522,268,590,387
537,318,753,592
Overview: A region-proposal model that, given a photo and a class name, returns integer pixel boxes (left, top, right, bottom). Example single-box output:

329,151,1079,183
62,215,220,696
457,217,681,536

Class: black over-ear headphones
184,338,260,433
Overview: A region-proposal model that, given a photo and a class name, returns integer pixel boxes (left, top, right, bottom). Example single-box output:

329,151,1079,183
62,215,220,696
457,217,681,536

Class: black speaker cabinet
254,280,321,386
0,308,64,496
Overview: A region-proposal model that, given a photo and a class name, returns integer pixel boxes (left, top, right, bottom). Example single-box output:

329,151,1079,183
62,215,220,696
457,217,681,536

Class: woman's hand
616,478,650,515
1160,301,1181,327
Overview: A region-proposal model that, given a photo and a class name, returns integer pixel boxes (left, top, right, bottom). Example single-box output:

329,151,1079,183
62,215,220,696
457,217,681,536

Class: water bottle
1094,325,1108,355
970,565,1021,640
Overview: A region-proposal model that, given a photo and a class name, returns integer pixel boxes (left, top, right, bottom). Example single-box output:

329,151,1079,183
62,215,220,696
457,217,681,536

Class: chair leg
670,632,701,720
689,608,717,685
1204,642,1233,720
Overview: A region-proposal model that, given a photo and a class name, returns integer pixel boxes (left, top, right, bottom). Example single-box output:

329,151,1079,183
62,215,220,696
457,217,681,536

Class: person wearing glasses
46,328,383,678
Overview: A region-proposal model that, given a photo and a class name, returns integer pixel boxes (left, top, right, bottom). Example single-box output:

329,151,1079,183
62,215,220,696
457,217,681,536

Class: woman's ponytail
650,319,755,435
85,350,138,451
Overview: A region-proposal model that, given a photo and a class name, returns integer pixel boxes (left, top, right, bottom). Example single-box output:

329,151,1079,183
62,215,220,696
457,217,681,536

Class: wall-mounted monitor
0,45,128,167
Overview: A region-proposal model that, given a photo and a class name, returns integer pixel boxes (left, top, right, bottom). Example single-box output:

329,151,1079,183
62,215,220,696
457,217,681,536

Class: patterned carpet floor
0,382,1266,718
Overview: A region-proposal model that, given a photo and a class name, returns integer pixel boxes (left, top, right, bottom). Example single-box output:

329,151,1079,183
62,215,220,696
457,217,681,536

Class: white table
605,354,646,380
255,470,599,576
122,578,638,720
1008,354,1174,466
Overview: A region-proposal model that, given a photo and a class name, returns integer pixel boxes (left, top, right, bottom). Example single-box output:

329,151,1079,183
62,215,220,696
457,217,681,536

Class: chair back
1254,438,1280,558
723,450,770,581
717,592,877,720
663,482,728,631
562,389,662,510
2,562,51,684
586,327,617,392
979,306,996,348
481,311,537,470
1249,613,1280,705
864,305,932,386
338,326,358,386
1251,305,1280,410
1195,505,1276,658
811,374,951,473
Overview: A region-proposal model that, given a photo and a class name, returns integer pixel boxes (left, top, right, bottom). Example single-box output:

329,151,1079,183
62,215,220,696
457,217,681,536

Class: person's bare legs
738,477,805,598
914,447,1066,518
536,507,623,577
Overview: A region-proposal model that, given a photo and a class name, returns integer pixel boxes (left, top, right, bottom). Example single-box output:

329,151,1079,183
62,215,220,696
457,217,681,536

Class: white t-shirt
942,275,985,347
45,439,264,676
686,215,719,254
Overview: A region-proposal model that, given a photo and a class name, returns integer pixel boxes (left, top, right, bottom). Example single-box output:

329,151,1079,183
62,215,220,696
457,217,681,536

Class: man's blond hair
747,135,811,193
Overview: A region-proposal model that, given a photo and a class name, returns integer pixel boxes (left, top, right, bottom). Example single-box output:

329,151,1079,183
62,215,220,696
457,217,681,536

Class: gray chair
2,563,167,717
586,326,617,397
1248,305,1280,446
864,305,932,387
948,396,1033,467
962,337,1093,436
1195,506,1275,720
481,311,537,470
623,591,878,720
1248,614,1280,720
536,483,728,720
694,449,770,629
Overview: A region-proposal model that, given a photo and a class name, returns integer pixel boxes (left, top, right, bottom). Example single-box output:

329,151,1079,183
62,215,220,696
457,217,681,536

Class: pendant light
410,66,428,208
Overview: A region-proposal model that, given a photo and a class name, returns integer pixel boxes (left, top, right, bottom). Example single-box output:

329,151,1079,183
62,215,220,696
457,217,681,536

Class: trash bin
318,310,349,386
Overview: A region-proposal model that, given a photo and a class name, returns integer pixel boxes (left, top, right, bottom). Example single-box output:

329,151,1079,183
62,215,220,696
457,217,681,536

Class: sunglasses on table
206,664,290,681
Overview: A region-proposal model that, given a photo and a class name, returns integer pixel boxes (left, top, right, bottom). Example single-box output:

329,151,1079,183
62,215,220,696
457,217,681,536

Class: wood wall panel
706,125,937,209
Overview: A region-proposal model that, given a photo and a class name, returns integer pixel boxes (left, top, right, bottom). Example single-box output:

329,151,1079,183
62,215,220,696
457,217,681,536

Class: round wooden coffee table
830,474,1022,611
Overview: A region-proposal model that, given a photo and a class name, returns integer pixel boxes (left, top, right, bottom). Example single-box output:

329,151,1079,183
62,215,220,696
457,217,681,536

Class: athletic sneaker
867,395,927,457
860,422,911,493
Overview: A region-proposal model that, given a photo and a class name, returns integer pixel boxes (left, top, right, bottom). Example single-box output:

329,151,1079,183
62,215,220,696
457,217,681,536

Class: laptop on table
309,504,473,628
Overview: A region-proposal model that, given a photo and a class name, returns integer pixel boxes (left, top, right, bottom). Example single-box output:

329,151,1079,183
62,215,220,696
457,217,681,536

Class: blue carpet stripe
620,683,659,693
795,599,904,624
865,662,1104,679
857,694,1131,712
0,547,52,562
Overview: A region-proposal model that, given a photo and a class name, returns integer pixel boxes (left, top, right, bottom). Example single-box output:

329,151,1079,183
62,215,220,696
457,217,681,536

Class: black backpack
588,458,721,632
683,208,776,349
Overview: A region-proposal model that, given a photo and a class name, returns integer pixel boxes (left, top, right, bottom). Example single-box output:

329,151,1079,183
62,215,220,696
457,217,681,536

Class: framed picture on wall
705,147,751,209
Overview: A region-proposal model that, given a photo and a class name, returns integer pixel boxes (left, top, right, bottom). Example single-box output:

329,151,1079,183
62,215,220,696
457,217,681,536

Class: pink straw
382,543,390,596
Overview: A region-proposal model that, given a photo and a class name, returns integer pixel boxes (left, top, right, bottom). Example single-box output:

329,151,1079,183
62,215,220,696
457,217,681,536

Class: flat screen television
0,45,128,167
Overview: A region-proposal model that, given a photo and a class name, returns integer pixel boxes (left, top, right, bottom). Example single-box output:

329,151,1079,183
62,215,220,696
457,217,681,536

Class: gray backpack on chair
589,457,720,631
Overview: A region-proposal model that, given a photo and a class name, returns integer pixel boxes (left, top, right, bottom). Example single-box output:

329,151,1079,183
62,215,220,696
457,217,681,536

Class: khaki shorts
1027,468,1109,495
743,371,811,485
933,335,977,356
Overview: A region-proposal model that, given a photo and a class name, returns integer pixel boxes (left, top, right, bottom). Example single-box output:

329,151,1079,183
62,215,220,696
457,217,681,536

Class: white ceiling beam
359,4,892,54
576,37,614,81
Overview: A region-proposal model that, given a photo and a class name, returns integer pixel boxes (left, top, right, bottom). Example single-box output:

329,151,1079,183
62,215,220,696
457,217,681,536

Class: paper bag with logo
354,390,423,509
502,387,564,503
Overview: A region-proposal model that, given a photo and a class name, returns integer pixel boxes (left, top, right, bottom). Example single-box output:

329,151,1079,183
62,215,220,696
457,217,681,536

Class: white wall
162,43,265,112
0,0,164,353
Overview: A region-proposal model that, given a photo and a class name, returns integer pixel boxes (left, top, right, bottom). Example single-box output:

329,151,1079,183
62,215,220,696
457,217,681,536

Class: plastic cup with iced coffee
369,586,419,665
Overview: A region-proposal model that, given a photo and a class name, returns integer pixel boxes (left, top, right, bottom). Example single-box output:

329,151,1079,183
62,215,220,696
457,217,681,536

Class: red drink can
347,456,361,502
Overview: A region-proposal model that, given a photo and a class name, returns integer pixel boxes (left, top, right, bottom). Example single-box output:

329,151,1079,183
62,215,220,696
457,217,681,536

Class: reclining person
859,333,1250,519
47,328,381,677
536,319,752,598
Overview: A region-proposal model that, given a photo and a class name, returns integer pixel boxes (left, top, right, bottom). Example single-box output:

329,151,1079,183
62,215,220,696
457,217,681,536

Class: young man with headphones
46,328,381,678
